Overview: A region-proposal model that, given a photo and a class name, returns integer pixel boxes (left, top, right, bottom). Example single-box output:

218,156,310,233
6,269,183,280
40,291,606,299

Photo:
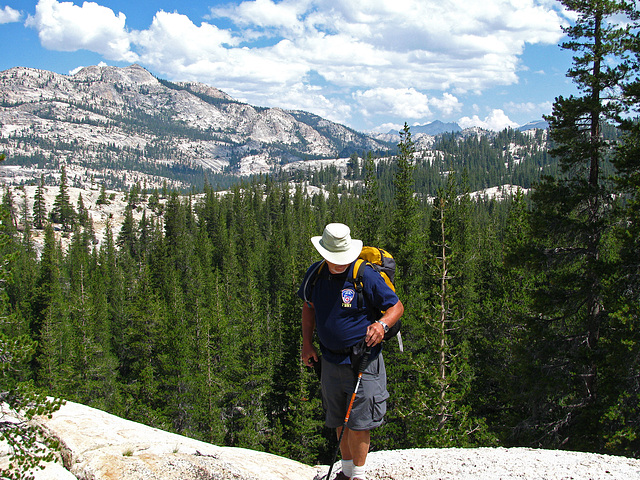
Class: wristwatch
376,320,389,333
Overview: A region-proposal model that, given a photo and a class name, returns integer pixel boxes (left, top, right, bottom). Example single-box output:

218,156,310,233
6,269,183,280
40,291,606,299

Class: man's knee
345,428,371,445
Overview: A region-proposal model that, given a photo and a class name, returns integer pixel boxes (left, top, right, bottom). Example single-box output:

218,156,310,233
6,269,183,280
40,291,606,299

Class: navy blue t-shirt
298,260,399,364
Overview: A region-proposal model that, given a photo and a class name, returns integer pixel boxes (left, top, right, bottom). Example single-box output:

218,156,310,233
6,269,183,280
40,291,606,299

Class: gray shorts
321,353,389,431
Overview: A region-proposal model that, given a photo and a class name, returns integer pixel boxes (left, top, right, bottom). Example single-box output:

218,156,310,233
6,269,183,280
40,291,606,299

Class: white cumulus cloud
69,61,108,76
21,0,572,131
505,99,554,114
132,10,313,99
207,0,567,93
133,11,237,76
459,109,519,131
210,0,306,35
258,81,354,126
0,5,21,23
26,0,137,62
354,88,463,120
355,87,434,119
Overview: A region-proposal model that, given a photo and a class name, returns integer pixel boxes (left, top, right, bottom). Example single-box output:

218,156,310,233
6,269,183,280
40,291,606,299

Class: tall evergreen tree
429,185,484,444
33,225,69,392
50,165,75,231
33,174,47,230
117,204,137,259
384,176,493,449
2,187,18,235
388,123,418,282
63,226,120,409
480,191,538,442
358,152,382,245
605,33,640,455
17,186,32,250
120,260,167,428
0,191,63,480
519,0,639,451
96,182,110,206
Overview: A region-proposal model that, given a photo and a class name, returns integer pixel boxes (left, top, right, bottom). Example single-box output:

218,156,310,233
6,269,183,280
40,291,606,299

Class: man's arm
301,302,319,367
365,299,404,347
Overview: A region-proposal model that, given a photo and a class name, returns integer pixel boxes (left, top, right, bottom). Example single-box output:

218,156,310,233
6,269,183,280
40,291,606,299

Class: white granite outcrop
3,400,640,479
6,401,317,480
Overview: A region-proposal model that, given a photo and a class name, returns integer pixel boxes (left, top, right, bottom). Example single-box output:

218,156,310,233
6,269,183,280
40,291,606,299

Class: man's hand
301,343,319,367
301,301,318,367
365,321,385,347
365,300,404,347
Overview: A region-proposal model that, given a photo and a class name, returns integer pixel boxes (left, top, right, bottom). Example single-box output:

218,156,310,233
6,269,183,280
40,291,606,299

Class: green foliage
606,73,640,457
357,152,382,245
0,164,64,478
50,166,75,231
3,24,640,463
388,123,419,280
511,0,640,453
96,183,110,206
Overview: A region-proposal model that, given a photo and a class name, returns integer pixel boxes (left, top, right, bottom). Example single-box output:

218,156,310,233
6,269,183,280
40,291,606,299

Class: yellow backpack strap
352,258,365,287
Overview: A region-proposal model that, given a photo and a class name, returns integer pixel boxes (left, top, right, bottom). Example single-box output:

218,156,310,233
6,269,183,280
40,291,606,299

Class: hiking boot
333,472,350,480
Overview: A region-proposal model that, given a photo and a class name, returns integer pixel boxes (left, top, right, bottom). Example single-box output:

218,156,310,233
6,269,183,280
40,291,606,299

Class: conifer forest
1,0,639,473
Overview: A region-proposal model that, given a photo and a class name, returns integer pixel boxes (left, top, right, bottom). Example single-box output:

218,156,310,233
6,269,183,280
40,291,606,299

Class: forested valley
1,1,639,475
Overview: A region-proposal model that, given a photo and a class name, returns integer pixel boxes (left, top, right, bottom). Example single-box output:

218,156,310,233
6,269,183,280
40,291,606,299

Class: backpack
353,247,402,349
303,246,403,350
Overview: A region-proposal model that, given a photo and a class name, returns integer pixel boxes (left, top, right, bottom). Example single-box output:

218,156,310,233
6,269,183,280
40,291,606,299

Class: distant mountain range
387,120,462,136
517,120,549,131
385,119,548,137
0,64,548,190
0,64,391,189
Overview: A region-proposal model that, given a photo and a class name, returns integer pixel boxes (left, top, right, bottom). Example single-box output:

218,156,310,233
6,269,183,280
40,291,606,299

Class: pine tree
604,42,640,455
117,204,137,259
96,182,110,205
33,225,69,392
521,0,639,450
479,191,537,442
63,225,119,409
50,165,75,231
0,193,63,480
183,229,226,444
33,174,47,230
2,187,18,235
388,123,418,282
96,221,130,416
384,176,492,448
358,152,382,244
261,183,326,463
120,260,167,428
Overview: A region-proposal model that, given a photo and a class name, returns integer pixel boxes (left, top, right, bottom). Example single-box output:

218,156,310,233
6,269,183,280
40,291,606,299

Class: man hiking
299,223,404,480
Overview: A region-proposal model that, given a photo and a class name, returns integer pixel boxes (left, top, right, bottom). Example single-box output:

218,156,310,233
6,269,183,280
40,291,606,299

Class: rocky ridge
2,401,640,480
0,174,528,257
0,65,390,189
2,182,156,255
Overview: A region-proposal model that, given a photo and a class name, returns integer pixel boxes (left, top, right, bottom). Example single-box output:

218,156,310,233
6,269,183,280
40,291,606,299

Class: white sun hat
311,223,363,265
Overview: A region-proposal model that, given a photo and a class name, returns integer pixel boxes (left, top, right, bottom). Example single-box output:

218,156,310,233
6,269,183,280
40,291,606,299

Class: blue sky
0,0,580,133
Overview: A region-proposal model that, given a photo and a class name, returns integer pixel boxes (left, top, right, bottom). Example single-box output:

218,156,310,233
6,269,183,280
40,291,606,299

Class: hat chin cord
326,262,349,274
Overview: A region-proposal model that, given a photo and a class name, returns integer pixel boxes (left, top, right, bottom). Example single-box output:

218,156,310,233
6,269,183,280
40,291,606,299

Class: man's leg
338,427,370,471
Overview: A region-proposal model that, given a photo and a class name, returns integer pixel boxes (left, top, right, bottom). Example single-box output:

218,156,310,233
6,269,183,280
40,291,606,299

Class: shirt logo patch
341,288,355,307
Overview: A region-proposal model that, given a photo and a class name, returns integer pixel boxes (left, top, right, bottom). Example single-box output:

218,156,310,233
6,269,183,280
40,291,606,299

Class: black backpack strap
351,258,366,309
352,259,381,316
303,260,325,304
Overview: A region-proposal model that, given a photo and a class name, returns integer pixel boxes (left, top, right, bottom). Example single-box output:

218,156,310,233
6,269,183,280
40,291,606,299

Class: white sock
341,459,353,477
351,463,366,480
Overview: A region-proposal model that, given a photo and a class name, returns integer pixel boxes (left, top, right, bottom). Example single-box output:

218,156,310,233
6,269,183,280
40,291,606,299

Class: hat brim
311,236,363,265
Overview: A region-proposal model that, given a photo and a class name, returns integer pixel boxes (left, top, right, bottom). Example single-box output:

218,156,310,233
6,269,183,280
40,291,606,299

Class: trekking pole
324,348,370,480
